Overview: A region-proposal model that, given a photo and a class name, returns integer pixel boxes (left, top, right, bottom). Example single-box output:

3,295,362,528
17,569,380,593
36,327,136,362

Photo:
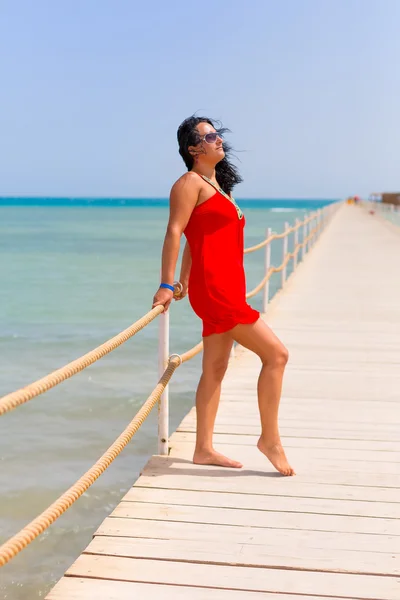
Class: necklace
201,175,243,220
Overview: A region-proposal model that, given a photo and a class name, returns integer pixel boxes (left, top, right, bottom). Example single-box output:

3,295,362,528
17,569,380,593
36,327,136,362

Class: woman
152,116,294,476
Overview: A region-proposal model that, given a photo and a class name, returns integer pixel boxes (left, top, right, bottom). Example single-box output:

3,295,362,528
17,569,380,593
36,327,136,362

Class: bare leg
231,318,295,476
193,331,243,468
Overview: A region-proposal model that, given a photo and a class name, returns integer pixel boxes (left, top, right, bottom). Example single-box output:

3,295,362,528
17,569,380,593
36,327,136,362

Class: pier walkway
47,205,400,599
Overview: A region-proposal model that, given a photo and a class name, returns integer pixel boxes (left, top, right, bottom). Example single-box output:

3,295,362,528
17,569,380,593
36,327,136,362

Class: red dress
184,177,260,337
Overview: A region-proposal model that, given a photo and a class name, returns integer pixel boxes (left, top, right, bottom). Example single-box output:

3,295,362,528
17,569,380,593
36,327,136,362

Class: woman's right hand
152,287,174,312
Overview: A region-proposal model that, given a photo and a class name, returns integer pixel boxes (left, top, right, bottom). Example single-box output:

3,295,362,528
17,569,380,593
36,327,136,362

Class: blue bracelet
160,283,174,292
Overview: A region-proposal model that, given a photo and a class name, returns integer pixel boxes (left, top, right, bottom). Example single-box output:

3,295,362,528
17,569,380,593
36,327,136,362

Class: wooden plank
170,431,400,452
183,402,400,420
181,414,400,428
136,471,400,503
220,405,399,416
177,422,400,442
110,501,400,536
65,555,400,599
214,411,400,426
97,517,400,554
85,535,400,576
168,443,400,474
122,487,400,519
253,388,400,400
221,394,400,406
139,456,400,490
214,414,400,427
46,577,340,599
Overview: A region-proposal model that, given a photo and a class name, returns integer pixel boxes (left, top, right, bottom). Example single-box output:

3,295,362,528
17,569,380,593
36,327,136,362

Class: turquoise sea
0,197,335,599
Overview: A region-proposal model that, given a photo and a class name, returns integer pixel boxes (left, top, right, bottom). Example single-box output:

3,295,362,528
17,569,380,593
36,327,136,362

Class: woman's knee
262,343,289,368
203,358,229,381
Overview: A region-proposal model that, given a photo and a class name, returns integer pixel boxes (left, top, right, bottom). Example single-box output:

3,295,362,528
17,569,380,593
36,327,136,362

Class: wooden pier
47,204,400,599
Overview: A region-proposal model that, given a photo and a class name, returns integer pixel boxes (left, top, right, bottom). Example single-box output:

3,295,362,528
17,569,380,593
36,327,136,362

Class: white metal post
294,219,299,270
308,213,315,250
263,227,272,312
317,209,321,239
158,309,169,455
302,214,307,260
314,212,318,244
282,222,289,287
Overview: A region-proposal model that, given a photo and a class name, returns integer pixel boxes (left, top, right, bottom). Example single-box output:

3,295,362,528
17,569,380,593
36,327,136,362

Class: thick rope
181,341,204,363
0,355,181,567
244,213,316,254
244,233,276,254
0,306,164,417
246,224,320,298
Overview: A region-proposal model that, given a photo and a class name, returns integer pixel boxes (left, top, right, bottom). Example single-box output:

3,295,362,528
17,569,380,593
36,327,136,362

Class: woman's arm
152,174,198,311
179,241,192,286
173,241,191,301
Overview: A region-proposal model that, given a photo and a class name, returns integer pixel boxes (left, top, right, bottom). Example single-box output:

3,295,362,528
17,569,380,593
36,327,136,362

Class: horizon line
0,195,341,201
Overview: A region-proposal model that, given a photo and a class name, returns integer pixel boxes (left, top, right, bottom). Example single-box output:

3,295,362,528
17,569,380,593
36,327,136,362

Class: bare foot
193,449,243,469
257,437,295,476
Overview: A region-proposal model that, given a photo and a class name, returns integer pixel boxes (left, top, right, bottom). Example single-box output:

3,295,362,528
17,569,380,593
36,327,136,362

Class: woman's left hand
174,281,188,301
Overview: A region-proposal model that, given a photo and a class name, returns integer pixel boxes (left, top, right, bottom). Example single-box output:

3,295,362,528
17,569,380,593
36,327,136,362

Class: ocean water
0,198,335,599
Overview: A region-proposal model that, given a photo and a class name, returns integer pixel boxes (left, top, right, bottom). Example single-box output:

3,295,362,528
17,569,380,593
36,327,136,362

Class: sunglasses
199,132,223,144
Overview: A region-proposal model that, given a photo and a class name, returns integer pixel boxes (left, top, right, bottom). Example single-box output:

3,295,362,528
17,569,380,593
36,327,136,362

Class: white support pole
158,309,169,455
282,222,289,287
314,212,318,244
293,220,299,270
302,214,307,260
263,227,272,312
317,209,321,239
310,213,315,249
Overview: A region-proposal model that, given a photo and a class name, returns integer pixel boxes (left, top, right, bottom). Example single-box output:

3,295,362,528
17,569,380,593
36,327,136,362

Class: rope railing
360,199,400,228
0,200,340,567
0,355,181,567
246,223,320,299
0,306,164,417
244,214,315,254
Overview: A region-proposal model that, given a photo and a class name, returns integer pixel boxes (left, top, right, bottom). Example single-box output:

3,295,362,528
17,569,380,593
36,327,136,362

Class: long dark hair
177,115,242,195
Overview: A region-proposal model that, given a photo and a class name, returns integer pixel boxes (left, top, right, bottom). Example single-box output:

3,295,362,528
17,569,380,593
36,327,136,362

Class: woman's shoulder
171,171,202,194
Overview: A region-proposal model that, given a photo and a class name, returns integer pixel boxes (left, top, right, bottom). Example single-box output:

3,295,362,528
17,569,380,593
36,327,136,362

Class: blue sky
1,0,399,198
